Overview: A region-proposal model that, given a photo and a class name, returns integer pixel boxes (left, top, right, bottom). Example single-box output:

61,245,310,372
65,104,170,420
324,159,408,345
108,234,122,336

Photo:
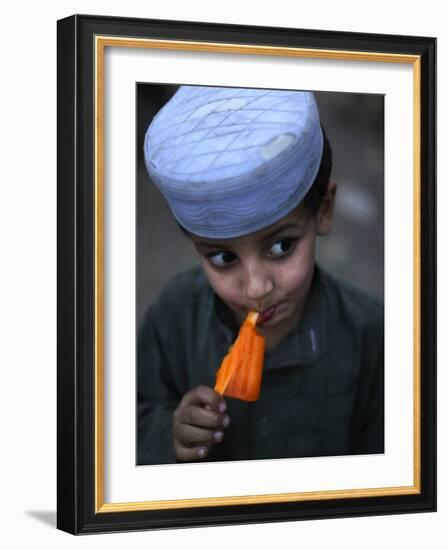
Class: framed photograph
57,14,436,534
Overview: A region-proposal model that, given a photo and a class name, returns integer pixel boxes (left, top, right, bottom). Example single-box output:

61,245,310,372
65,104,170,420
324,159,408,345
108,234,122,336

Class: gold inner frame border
94,36,421,513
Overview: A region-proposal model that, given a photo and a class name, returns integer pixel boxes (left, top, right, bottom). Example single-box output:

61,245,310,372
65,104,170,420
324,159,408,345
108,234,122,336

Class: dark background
136,84,384,329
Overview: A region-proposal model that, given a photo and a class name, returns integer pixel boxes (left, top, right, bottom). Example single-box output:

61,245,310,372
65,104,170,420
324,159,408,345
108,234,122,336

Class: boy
138,86,384,464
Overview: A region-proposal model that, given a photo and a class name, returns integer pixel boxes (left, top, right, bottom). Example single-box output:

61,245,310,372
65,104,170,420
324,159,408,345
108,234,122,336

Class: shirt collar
213,265,327,370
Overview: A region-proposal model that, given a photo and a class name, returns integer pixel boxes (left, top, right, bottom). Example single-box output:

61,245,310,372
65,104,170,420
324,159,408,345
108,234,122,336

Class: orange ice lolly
214,311,265,402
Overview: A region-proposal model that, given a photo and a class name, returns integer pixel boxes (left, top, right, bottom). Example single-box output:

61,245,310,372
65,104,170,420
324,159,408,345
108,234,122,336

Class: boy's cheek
286,244,316,279
212,281,242,309
200,264,239,302
207,275,246,318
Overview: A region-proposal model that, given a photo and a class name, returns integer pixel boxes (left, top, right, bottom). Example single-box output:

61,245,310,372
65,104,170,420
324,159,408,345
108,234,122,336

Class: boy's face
191,182,336,351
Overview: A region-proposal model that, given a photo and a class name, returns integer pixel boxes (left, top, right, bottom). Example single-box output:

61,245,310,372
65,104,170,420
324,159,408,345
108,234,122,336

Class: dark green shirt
137,265,384,464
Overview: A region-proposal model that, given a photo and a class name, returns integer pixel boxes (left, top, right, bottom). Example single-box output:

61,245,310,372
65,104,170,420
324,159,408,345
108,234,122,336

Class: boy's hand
173,385,230,461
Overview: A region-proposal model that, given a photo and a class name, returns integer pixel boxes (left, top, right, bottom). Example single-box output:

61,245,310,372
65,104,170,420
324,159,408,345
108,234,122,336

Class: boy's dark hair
302,126,333,215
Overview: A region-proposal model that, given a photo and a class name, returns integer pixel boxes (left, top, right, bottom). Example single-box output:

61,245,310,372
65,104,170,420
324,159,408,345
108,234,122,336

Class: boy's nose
244,266,274,303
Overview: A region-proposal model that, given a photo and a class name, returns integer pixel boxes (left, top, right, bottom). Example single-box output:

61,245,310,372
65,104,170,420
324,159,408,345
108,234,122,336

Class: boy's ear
316,180,337,236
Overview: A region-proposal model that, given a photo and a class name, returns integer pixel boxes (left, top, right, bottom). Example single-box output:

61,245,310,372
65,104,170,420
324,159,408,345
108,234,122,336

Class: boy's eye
267,238,295,258
208,251,237,268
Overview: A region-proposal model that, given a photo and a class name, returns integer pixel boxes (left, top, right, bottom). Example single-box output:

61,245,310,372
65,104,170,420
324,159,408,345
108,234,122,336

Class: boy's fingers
175,423,224,447
182,404,228,429
182,385,227,413
175,443,210,462
173,385,229,462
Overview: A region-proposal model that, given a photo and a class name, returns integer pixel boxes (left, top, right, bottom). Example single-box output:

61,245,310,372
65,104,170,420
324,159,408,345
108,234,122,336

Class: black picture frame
57,14,436,535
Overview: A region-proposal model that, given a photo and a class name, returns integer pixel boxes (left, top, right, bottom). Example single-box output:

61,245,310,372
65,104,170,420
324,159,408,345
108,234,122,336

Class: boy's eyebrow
192,240,226,251
257,221,304,243
193,221,305,251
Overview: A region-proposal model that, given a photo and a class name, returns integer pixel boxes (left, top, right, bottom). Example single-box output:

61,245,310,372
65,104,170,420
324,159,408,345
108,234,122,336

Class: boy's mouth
256,305,277,326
